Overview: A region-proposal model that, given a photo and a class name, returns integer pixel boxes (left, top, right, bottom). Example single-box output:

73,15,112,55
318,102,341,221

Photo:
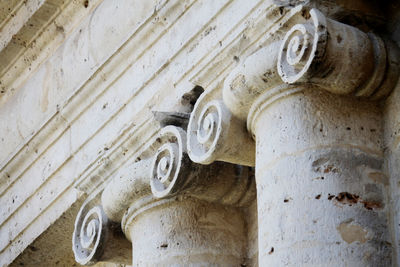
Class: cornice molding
0,0,104,106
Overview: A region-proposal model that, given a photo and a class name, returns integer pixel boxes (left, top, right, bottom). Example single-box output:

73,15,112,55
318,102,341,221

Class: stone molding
1,1,278,263
0,0,104,106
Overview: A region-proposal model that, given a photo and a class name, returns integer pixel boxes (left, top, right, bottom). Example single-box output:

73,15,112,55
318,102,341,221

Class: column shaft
252,88,391,266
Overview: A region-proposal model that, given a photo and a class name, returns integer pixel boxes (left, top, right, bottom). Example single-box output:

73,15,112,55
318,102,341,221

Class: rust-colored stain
327,192,383,210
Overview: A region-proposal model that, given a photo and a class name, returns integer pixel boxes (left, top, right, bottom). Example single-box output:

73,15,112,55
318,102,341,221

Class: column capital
72,121,255,265
223,4,400,128
118,124,255,237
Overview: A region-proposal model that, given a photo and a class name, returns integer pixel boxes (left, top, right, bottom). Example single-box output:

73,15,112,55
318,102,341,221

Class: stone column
218,6,399,266
98,125,255,266
249,87,390,266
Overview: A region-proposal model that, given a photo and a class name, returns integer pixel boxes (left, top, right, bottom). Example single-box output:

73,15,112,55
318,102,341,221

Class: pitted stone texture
252,88,390,265
250,87,383,154
223,5,399,127
256,149,391,266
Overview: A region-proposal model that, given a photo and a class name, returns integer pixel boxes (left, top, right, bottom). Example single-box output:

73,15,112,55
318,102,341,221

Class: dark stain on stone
312,158,329,168
323,165,338,173
301,9,311,19
337,35,343,43
315,194,321,200
28,245,38,252
335,192,359,204
269,247,274,254
329,192,382,210
362,200,382,210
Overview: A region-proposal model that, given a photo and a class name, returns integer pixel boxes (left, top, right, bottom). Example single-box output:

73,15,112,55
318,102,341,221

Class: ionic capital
223,5,400,127
119,124,255,235
101,125,194,224
73,123,255,265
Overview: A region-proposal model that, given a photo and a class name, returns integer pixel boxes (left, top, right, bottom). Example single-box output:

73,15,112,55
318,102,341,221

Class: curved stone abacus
72,205,108,266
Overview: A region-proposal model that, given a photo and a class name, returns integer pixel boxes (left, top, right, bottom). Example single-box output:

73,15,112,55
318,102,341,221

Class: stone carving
73,196,131,266
72,204,108,265
97,123,256,266
187,91,255,166
223,6,400,124
223,42,282,121
101,125,193,223
277,8,327,84
277,7,399,97
219,4,400,266
150,125,191,198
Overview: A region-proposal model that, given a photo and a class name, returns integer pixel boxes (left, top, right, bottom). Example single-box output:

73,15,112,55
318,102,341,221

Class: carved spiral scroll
278,9,327,83
73,205,108,265
150,126,188,198
187,97,227,164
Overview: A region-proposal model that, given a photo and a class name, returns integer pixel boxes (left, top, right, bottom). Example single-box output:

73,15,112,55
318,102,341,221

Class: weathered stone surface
1,0,400,266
